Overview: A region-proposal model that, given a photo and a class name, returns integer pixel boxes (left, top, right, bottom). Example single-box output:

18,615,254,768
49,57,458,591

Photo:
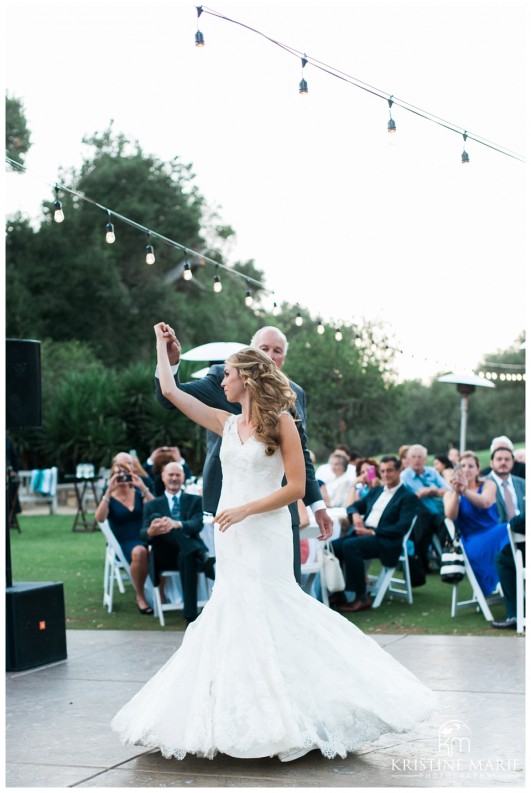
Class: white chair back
367,516,417,608
506,524,526,633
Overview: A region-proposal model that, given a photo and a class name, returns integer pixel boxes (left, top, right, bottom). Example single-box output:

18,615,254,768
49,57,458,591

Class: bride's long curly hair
226,347,298,456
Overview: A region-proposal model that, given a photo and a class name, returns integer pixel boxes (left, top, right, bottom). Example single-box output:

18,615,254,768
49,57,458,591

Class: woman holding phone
346,457,381,505
95,459,155,613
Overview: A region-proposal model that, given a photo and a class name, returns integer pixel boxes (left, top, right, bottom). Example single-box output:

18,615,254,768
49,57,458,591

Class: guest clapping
443,452,510,596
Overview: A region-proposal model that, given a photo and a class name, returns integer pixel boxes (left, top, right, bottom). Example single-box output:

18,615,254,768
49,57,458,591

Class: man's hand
314,508,333,541
352,513,365,530
149,516,177,536
416,486,432,499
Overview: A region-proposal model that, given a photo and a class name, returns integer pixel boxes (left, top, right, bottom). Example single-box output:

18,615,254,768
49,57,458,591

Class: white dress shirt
364,484,402,529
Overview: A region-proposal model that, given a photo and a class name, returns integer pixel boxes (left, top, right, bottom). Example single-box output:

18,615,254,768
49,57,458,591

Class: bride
112,322,435,762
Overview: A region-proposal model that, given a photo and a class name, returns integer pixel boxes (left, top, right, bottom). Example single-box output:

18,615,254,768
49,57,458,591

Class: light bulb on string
317,319,325,335
299,55,308,94
213,267,222,293
105,212,115,243
387,96,396,136
272,301,280,317
195,5,205,46
183,250,193,280
53,185,64,223
335,329,343,341
245,289,253,307
461,132,470,164
145,234,155,265
295,311,303,327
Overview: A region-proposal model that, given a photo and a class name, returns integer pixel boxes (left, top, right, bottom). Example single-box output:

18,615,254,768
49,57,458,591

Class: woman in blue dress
443,451,509,595
95,461,155,613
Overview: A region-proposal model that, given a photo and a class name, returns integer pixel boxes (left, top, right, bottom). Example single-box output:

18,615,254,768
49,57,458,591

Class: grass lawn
9,514,510,635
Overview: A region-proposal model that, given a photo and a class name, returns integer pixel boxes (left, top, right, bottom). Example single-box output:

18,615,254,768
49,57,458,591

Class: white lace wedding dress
112,414,435,760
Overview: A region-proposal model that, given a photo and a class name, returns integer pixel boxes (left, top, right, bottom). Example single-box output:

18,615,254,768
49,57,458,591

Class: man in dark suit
155,325,332,584
332,456,419,612
486,447,526,522
141,462,212,623
492,511,525,630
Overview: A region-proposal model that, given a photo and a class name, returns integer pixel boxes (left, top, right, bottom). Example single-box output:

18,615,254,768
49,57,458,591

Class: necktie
502,481,516,521
171,495,181,520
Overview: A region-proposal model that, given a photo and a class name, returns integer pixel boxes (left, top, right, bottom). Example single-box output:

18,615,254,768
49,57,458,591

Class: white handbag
322,544,346,593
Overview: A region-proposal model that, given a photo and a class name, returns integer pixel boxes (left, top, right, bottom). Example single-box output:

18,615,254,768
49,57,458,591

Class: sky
4,0,527,382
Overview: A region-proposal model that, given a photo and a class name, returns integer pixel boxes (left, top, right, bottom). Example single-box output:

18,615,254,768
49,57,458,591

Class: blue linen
400,466,449,514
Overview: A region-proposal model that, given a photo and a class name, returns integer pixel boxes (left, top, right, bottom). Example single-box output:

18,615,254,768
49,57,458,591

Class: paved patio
5,629,525,788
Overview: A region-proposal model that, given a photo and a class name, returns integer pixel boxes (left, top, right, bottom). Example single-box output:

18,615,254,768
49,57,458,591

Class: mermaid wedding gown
112,414,435,759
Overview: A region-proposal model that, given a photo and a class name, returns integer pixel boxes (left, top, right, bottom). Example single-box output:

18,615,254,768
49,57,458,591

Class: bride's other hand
214,505,249,531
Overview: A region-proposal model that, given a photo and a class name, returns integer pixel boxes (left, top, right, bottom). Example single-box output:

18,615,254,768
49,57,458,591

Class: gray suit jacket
486,473,526,522
155,364,321,522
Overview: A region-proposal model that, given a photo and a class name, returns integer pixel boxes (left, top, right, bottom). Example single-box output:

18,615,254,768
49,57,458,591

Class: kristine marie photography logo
390,720,522,782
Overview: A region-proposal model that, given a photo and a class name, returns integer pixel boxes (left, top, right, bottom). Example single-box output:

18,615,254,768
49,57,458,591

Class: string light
272,301,280,316
461,132,470,164
105,212,115,244
145,234,156,265
183,250,193,280
245,289,253,306
317,319,325,335
53,185,64,223
195,6,205,46
194,7,524,163
335,329,343,341
295,310,303,326
213,265,222,292
299,55,308,94
387,97,396,134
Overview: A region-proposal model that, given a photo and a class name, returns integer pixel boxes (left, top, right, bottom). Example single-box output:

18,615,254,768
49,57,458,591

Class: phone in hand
116,474,132,483
366,465,376,482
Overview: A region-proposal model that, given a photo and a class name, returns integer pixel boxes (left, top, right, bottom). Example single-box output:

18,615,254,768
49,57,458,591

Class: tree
5,96,31,166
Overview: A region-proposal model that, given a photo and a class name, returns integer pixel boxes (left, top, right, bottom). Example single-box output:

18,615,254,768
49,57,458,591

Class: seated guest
95,460,155,614
326,454,355,508
482,436,526,479
113,451,154,494
398,445,411,471
345,457,381,505
492,512,526,630
401,444,450,573
447,447,460,466
315,445,356,486
332,456,419,613
433,454,455,484
150,448,179,496
145,445,192,484
486,445,525,520
444,451,510,596
141,462,214,624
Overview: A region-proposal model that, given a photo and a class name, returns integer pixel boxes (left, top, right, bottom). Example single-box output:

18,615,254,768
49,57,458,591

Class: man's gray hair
408,444,428,458
250,326,289,353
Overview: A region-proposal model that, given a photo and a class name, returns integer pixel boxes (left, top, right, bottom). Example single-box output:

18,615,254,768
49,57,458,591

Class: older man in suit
332,456,419,612
155,324,332,584
486,447,526,522
141,462,212,624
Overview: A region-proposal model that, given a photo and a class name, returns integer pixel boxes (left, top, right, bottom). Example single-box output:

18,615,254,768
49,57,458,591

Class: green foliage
5,95,31,165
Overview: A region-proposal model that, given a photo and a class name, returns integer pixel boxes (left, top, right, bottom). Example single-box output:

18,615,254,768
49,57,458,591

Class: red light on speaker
39,621,46,630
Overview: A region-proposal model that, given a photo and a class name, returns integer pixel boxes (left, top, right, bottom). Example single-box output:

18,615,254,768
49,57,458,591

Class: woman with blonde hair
112,322,434,762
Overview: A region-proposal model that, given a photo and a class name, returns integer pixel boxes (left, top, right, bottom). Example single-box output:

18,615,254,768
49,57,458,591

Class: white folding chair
300,538,329,607
99,520,153,613
152,517,216,626
152,571,214,626
366,516,416,608
507,524,526,634
444,518,504,622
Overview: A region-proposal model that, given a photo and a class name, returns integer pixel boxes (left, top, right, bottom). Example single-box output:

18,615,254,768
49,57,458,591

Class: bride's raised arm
154,322,228,436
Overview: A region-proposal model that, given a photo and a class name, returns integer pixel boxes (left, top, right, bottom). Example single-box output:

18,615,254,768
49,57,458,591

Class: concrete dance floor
6,630,525,788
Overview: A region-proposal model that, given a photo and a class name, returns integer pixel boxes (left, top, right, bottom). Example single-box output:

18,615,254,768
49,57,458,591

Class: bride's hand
214,505,249,532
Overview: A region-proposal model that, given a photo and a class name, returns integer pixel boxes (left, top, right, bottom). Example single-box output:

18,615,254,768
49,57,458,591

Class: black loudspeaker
6,339,42,429
6,582,67,671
